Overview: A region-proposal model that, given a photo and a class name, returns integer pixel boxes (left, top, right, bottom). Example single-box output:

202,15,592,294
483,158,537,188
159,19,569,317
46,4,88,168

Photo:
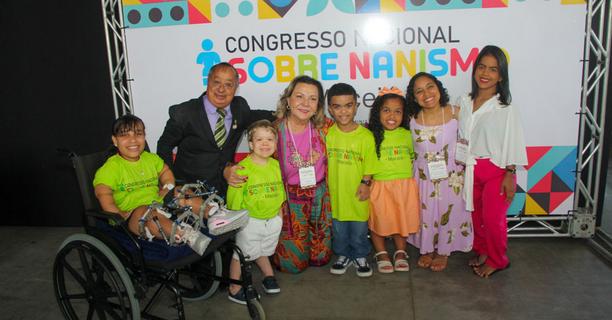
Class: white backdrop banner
123,0,586,215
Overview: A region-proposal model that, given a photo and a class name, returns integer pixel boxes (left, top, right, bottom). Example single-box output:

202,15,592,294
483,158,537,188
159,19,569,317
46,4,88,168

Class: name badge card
299,166,317,189
427,160,449,181
455,139,468,165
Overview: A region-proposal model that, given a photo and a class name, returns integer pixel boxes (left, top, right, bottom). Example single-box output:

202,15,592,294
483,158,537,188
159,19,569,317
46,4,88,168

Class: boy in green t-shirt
226,120,286,304
326,83,378,277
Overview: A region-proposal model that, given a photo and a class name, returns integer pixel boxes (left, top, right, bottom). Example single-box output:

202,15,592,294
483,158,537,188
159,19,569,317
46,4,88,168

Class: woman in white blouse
457,45,527,278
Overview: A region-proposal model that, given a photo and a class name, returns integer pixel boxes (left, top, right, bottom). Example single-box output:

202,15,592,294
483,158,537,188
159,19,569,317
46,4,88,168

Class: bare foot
430,254,448,272
473,263,509,278
468,254,487,267
417,253,434,268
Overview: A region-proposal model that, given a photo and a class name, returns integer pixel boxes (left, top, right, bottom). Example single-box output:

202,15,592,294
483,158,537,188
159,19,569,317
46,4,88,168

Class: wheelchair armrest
85,209,147,267
85,209,123,223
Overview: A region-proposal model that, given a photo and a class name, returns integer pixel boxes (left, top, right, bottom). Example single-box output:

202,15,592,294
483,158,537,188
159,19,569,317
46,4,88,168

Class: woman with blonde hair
272,75,333,273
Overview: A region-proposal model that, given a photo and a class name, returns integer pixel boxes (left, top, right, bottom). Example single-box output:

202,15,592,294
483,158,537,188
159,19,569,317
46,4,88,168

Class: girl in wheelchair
93,114,248,255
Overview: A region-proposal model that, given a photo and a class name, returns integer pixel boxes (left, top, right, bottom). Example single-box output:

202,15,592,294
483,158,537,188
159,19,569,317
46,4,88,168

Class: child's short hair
246,120,277,142
326,83,358,106
112,114,145,136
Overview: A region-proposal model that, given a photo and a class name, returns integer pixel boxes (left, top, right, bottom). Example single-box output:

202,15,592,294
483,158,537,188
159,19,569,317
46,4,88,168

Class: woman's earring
287,105,291,110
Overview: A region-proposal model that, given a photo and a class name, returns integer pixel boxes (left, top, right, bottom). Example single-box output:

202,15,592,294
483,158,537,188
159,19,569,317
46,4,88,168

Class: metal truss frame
101,0,133,118
509,0,610,238
100,1,610,238
571,0,611,235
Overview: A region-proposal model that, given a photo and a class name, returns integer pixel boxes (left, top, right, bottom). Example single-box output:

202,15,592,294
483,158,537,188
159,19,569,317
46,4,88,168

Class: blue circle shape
201,39,213,51
215,3,230,17
239,1,253,16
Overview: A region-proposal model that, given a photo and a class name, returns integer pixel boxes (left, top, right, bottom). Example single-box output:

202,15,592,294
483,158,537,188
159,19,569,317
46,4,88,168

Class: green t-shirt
373,128,415,181
93,151,164,212
326,124,378,222
226,155,286,220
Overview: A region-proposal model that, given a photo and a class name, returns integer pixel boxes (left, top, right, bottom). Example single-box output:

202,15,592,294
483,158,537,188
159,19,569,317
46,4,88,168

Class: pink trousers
472,159,512,269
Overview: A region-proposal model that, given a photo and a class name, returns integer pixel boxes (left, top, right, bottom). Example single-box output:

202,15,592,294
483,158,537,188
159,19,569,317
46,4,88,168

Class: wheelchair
52,150,266,319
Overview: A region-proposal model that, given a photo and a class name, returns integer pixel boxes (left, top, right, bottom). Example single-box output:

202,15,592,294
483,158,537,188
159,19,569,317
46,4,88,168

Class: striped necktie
214,109,227,147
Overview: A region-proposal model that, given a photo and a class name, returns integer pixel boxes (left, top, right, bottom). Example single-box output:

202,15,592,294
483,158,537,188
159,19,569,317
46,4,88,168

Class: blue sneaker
228,288,247,305
262,276,280,294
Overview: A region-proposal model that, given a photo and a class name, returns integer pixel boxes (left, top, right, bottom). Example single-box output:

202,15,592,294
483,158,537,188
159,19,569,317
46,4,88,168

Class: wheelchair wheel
247,298,266,320
178,250,222,301
53,234,140,320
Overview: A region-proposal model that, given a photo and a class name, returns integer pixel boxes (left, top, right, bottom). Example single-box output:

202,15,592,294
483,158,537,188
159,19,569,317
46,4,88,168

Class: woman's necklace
287,120,314,168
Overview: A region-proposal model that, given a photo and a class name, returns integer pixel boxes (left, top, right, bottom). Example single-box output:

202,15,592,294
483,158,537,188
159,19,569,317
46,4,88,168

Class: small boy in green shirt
226,120,286,304
326,83,378,277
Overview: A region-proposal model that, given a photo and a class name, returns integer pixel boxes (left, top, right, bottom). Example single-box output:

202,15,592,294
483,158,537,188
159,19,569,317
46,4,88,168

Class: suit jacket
157,93,274,195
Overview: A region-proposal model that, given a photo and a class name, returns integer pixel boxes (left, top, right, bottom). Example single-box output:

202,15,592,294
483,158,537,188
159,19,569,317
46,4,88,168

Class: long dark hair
470,45,511,105
368,94,410,159
405,72,450,117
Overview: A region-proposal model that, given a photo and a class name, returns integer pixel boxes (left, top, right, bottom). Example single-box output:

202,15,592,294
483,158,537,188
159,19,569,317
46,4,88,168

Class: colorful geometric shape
214,2,230,17
549,192,573,212
123,0,142,5
123,2,189,29
332,0,356,13
356,0,380,13
405,0,482,11
550,172,572,193
561,0,586,4
525,193,548,215
526,146,575,190
258,0,297,19
507,192,525,216
381,0,405,12
552,147,577,190
306,0,329,16
189,0,211,24
525,146,551,170
529,172,552,193
239,1,255,16
482,0,507,8
258,0,281,19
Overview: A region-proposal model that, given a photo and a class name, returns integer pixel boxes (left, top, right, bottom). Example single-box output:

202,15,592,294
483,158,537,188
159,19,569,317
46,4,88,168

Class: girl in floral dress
406,72,473,272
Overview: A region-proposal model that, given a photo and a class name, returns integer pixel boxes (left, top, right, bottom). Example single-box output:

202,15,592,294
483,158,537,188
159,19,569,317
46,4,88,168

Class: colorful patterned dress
407,116,473,255
273,119,333,273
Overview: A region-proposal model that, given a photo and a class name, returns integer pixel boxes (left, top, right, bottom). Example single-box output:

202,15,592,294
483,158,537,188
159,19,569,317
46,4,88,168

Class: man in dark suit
157,62,274,195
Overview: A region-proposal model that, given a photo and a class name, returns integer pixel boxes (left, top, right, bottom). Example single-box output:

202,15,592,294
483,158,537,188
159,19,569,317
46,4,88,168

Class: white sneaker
207,205,249,236
180,225,211,255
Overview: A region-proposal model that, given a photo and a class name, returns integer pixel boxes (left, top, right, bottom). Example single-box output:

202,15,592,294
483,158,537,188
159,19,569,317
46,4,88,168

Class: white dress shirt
458,94,528,211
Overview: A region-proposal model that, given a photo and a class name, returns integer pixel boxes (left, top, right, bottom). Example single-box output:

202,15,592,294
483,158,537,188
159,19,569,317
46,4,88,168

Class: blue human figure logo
196,39,221,86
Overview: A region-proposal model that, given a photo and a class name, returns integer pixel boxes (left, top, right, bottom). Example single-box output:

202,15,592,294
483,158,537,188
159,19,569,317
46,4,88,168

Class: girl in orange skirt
367,87,420,273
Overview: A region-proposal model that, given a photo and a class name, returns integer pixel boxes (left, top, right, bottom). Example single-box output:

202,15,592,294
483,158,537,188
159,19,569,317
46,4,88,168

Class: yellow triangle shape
561,0,585,4
122,0,142,5
258,0,281,19
381,0,403,13
524,194,547,215
191,0,212,21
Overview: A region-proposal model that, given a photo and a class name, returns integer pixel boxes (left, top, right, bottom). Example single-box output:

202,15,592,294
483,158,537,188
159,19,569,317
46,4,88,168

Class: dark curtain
0,1,114,226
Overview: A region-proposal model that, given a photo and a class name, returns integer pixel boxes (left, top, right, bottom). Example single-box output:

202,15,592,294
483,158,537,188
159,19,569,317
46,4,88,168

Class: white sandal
393,250,410,272
374,251,394,274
